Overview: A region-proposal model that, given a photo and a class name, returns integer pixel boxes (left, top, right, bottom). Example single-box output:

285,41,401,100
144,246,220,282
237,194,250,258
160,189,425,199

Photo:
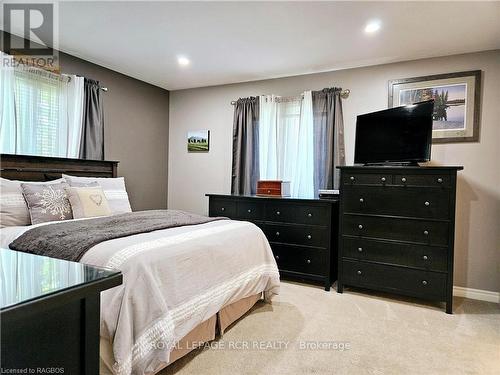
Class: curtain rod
7,52,109,91
230,88,350,105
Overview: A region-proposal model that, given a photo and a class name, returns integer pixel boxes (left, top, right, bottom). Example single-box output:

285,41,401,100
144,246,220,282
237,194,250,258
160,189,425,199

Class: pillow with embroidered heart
65,186,112,219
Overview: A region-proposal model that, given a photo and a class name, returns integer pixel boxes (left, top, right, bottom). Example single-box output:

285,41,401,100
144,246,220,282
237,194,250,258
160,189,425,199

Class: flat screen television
354,100,434,165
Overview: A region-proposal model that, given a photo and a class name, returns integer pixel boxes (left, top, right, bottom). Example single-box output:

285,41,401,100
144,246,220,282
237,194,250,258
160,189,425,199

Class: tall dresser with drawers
206,194,338,290
337,165,463,313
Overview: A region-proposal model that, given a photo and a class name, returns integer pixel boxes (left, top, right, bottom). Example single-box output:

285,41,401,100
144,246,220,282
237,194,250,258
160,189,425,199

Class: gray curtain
312,88,346,191
231,97,259,195
79,78,104,160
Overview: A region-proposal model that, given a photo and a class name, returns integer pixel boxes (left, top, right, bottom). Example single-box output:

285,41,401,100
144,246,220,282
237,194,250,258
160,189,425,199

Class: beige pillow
66,186,112,219
63,174,132,214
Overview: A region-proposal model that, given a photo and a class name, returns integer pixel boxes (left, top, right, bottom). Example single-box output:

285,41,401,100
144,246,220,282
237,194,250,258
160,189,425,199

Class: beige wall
60,53,170,211
168,50,500,292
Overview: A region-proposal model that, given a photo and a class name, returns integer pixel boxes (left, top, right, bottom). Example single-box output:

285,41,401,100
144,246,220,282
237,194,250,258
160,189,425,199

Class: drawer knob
437,178,443,183
358,247,363,252
424,201,430,206
276,211,281,215
422,280,428,286
381,177,386,182
423,230,429,236
423,255,428,260
221,207,225,212
275,232,280,237
401,177,407,183
359,198,364,203
307,234,312,240
267,189,271,194
350,176,355,181
358,224,363,230
306,259,311,264
275,255,279,260
247,209,252,213
307,213,312,218
357,270,362,275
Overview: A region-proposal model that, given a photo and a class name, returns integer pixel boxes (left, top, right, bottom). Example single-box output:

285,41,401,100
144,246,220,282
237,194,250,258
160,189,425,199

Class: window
0,52,84,158
259,93,314,197
13,69,66,156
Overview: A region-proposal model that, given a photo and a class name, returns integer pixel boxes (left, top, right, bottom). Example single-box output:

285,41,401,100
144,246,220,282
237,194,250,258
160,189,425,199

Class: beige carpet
161,281,500,375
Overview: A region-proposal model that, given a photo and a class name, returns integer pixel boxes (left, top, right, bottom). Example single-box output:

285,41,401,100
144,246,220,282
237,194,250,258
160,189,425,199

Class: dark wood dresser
337,165,463,313
206,194,338,290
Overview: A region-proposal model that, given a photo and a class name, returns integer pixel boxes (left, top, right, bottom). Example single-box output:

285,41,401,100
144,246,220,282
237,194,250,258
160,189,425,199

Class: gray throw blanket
9,210,227,262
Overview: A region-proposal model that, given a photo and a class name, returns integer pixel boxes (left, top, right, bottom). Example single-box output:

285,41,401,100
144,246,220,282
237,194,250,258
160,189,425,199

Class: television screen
354,100,434,164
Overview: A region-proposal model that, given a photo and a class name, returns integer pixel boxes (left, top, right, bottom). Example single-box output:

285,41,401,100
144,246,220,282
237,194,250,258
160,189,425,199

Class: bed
0,154,280,375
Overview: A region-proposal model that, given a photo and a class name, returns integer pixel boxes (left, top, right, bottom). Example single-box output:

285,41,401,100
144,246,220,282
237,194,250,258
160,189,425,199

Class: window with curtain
232,88,345,197
259,93,314,197
0,52,85,158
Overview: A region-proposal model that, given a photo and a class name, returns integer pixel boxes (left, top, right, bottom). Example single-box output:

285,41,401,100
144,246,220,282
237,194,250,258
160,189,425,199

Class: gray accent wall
168,50,500,293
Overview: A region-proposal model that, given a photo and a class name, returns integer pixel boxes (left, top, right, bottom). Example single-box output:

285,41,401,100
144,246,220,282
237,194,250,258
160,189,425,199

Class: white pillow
0,177,65,227
62,174,132,214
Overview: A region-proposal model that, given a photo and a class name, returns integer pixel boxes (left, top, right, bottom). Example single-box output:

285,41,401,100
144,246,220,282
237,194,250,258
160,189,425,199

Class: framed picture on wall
187,130,210,152
388,70,481,143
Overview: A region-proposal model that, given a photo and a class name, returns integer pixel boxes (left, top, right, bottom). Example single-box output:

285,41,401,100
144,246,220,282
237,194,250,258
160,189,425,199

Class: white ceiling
5,1,500,90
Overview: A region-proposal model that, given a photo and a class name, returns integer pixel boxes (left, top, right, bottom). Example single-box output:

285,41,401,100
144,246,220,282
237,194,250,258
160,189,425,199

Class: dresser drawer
343,237,447,272
393,174,450,188
266,203,329,225
342,173,392,186
343,186,450,219
272,244,327,276
236,201,264,220
209,198,236,217
265,223,329,248
342,259,446,300
343,215,449,246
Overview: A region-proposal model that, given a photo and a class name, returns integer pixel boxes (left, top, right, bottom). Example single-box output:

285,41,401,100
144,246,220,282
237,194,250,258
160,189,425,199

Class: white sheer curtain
67,75,85,156
0,52,84,158
259,95,278,179
259,91,314,197
0,52,17,153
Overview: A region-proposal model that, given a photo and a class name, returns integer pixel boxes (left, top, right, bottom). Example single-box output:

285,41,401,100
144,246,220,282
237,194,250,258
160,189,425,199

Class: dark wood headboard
0,154,118,181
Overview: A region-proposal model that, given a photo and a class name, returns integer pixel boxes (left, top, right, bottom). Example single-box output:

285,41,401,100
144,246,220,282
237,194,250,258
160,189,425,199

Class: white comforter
1,218,280,375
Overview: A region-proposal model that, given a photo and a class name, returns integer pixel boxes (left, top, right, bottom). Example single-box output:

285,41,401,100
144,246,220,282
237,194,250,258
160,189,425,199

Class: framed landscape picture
187,130,210,152
388,70,481,143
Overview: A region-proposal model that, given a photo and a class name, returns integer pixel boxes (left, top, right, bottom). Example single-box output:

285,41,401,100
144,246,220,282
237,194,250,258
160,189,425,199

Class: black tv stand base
363,161,420,167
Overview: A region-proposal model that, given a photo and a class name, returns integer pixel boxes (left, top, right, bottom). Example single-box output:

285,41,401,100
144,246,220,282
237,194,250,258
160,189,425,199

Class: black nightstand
0,248,122,373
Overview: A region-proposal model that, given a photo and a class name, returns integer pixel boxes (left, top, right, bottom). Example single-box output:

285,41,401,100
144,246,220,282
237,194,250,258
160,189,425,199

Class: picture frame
187,130,210,152
388,70,481,143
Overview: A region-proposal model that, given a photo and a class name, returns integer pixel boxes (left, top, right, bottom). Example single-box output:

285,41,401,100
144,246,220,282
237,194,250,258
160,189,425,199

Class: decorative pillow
65,186,112,219
0,177,65,227
62,174,132,214
20,181,73,225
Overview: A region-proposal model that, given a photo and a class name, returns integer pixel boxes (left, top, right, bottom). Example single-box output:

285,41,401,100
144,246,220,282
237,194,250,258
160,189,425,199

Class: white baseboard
453,286,500,303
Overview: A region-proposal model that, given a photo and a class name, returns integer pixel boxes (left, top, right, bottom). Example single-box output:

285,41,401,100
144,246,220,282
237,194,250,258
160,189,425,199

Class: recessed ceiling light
177,56,190,66
364,20,381,34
